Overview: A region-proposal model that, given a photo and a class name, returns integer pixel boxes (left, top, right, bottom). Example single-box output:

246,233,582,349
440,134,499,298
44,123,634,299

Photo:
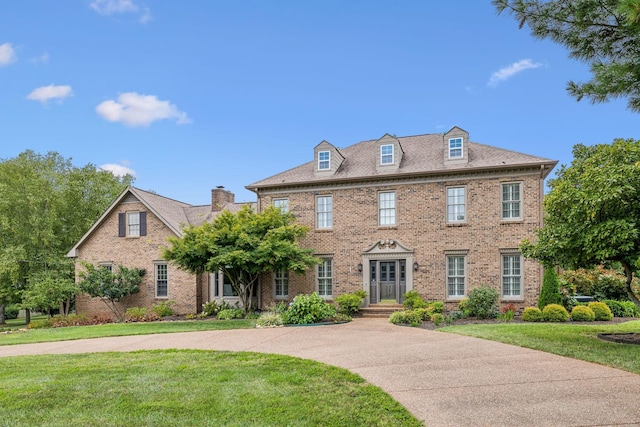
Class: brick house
246,127,557,311
68,126,556,317
67,186,254,318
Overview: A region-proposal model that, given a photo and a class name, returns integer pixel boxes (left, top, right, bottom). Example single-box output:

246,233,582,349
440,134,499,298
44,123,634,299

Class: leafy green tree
21,269,78,316
521,138,640,309
494,0,640,112
78,263,145,321
0,150,132,323
538,266,562,309
164,205,320,314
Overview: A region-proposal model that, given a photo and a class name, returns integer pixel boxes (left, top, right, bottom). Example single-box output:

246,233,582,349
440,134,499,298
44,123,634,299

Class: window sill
446,223,467,227
501,298,524,303
446,297,465,302
378,225,397,230
500,219,523,224
315,228,334,233
274,296,289,300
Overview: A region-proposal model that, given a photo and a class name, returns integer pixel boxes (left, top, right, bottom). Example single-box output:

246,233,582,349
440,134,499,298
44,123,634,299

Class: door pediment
362,239,413,255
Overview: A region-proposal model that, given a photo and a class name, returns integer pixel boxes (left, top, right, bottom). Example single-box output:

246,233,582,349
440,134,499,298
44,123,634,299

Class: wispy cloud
26,84,73,104
96,92,191,127
488,59,543,87
90,0,152,23
30,52,50,64
100,163,136,177
0,43,17,66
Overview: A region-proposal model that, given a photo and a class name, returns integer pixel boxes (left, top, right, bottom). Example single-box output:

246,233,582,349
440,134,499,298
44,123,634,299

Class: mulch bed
420,316,636,331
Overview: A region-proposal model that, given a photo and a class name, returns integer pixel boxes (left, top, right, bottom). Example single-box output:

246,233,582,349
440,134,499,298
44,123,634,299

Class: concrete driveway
1,318,639,426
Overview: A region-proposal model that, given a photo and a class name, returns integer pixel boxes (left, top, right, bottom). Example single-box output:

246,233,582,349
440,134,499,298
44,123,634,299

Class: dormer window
449,138,463,159
318,151,330,170
380,144,394,165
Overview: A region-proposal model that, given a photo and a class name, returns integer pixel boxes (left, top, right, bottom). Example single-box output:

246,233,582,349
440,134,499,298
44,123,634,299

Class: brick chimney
211,186,234,211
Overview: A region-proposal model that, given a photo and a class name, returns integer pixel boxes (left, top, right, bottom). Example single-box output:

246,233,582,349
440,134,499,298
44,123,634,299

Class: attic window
318,151,330,170
380,144,394,165
449,138,463,159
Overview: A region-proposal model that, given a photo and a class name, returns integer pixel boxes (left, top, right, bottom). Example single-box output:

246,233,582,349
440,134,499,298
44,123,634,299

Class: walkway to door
1,318,639,426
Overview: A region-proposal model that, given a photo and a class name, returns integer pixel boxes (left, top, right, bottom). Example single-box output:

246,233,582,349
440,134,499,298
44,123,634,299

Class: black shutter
140,211,147,236
118,213,126,237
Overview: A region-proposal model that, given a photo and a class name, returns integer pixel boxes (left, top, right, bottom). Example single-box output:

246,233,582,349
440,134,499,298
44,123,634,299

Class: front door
379,261,397,302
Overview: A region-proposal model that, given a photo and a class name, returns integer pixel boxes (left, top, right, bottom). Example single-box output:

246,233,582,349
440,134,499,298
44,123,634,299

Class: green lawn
0,319,256,346
440,320,640,375
0,350,422,427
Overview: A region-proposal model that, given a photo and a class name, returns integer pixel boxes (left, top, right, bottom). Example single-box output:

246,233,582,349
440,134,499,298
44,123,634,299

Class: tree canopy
164,205,319,313
521,138,640,308
494,0,640,112
0,150,133,322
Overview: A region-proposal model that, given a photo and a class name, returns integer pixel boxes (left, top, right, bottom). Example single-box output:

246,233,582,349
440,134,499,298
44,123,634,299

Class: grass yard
440,320,640,375
0,350,422,427
0,319,256,346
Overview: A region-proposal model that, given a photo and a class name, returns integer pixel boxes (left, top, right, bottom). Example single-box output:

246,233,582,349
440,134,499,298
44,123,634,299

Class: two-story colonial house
246,127,557,310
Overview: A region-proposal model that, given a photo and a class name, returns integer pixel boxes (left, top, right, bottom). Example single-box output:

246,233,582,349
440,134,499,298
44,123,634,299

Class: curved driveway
2,318,640,426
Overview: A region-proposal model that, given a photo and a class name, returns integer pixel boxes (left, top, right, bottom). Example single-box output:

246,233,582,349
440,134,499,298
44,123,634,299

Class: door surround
361,239,414,306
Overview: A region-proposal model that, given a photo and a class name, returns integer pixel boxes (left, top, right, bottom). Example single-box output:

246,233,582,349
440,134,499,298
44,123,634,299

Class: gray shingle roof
247,132,557,190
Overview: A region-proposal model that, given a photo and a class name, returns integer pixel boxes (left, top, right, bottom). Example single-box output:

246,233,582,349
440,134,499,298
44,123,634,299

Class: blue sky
1,1,637,204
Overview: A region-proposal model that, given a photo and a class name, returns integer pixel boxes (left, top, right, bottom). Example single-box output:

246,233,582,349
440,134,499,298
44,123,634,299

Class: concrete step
360,304,403,318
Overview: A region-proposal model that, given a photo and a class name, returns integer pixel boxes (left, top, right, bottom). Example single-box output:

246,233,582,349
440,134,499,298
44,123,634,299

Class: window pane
447,188,465,222
128,212,140,237
449,138,463,158
502,183,521,219
447,256,465,297
318,151,330,170
156,264,168,297
273,199,289,213
502,255,521,296
381,144,393,164
317,259,332,296
379,191,396,225
317,196,333,228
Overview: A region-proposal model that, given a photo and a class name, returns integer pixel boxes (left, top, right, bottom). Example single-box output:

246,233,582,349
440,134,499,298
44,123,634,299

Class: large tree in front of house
494,0,640,112
164,205,319,314
0,150,132,324
521,138,640,309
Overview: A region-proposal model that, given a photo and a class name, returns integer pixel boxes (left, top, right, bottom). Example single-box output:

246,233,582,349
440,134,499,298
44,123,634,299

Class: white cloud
90,0,137,14
488,59,543,87
99,163,136,177
0,43,17,66
26,84,73,104
96,92,191,127
30,52,50,64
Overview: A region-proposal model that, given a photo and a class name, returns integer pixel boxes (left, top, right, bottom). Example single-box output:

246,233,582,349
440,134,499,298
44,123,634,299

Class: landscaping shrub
447,310,466,321
431,313,444,325
428,301,444,314
256,312,284,328
281,293,337,324
522,307,544,322
602,300,640,317
539,267,562,309
152,300,175,317
402,290,428,309
335,293,362,316
571,305,595,322
124,307,147,322
4,305,19,320
414,308,432,321
620,301,640,317
542,304,569,322
497,304,516,322
201,300,220,317
562,266,632,301
217,308,243,320
457,298,468,312
588,302,613,321
27,319,51,329
465,286,499,319
389,310,422,327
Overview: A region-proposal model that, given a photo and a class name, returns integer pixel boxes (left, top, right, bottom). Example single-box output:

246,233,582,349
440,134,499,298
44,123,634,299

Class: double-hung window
273,198,289,213
128,212,140,237
502,183,522,220
318,151,330,170
447,187,465,223
449,138,463,159
155,263,168,298
378,191,396,226
274,270,289,299
380,144,394,165
316,195,333,229
317,259,333,298
446,255,466,299
502,253,522,299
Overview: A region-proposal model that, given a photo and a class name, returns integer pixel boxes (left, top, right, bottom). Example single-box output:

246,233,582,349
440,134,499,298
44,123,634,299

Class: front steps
359,304,403,318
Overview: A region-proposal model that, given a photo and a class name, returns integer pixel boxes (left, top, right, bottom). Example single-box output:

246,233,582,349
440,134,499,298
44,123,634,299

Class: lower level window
502,254,522,298
447,256,466,298
274,270,289,298
223,273,238,297
317,259,333,298
155,263,168,297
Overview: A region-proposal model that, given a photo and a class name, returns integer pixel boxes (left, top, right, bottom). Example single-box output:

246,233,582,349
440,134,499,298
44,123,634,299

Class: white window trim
316,195,333,229
501,252,523,300
448,137,463,159
501,182,523,221
446,186,466,224
318,150,330,170
317,258,333,299
127,211,141,237
154,262,168,298
378,191,396,226
273,198,289,213
380,144,394,165
446,254,466,300
274,270,289,299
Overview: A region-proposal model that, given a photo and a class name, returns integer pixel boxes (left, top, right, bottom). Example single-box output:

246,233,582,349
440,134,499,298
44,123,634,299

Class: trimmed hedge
571,305,595,322
587,302,613,321
542,304,569,322
522,307,544,322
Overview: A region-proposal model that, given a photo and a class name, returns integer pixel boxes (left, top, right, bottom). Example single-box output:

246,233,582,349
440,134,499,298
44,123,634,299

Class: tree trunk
0,304,5,325
620,260,640,310
25,308,31,325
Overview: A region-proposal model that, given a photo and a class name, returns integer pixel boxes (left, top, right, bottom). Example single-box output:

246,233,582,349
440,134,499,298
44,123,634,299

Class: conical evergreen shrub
538,266,562,310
